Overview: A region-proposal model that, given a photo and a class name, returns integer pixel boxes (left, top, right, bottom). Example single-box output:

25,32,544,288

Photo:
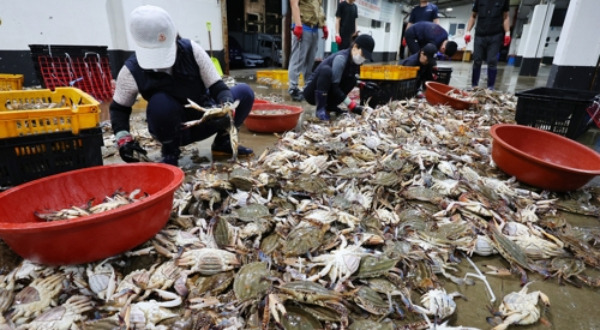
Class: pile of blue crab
2,88,600,329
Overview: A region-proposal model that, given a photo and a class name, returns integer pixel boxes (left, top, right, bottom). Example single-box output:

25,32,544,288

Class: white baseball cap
129,5,177,69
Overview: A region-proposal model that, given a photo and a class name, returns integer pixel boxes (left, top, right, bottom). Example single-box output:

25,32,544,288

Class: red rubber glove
293,25,303,40
402,38,407,47
335,35,342,45
464,34,471,44
348,100,365,115
322,26,329,39
504,35,511,46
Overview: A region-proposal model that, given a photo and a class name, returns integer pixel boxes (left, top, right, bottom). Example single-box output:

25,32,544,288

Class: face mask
352,51,366,65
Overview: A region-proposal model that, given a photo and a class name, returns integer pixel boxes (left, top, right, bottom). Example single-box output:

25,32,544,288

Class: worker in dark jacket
403,22,458,58
110,5,254,166
464,0,511,89
400,43,437,89
304,34,375,121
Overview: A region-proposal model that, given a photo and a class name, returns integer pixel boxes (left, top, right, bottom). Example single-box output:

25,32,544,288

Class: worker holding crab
110,5,255,166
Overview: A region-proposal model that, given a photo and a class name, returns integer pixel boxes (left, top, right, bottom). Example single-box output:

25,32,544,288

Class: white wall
0,0,224,51
438,4,473,52
1,0,113,49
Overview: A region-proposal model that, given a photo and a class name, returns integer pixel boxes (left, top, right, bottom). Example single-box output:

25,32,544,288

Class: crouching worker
400,43,437,89
110,5,254,166
303,34,375,121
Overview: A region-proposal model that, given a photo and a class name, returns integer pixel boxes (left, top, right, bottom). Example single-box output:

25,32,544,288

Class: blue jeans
146,83,254,146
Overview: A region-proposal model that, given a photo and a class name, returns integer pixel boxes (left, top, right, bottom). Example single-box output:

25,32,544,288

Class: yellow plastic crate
0,87,100,138
361,65,385,80
256,70,303,89
0,74,24,91
360,65,419,81
387,66,420,80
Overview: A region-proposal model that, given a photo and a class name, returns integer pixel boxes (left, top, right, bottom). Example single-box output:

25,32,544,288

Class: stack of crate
0,87,103,187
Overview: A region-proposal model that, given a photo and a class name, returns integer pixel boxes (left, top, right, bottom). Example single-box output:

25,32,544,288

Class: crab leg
462,253,496,303
229,113,238,160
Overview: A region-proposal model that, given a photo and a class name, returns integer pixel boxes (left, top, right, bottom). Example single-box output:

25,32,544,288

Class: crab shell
25,295,94,330
124,300,180,329
353,286,389,315
494,284,550,330
420,288,459,320
177,248,240,275
10,274,64,324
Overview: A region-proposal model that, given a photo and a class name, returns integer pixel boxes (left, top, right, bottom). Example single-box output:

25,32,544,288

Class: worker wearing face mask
303,34,376,121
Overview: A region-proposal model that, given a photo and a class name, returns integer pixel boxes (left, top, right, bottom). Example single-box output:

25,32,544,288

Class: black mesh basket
359,78,418,107
515,87,599,139
0,128,104,186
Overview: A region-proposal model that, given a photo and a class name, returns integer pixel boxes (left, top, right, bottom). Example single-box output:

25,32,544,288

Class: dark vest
475,0,505,37
125,38,213,107
320,48,359,83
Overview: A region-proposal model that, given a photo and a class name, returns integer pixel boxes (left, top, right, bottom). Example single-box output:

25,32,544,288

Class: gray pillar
547,0,600,91
519,4,554,77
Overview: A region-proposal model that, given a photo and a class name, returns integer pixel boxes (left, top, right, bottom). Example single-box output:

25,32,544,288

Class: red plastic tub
425,81,478,110
490,124,600,191
0,163,184,265
245,103,304,133
254,99,271,104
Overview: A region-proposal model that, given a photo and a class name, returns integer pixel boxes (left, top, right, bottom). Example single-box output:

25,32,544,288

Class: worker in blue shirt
400,43,437,90
403,22,458,58
407,1,440,30
402,1,440,55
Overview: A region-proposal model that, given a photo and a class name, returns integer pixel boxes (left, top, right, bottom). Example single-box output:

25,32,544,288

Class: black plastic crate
433,67,452,85
0,128,104,187
515,87,599,139
360,78,418,107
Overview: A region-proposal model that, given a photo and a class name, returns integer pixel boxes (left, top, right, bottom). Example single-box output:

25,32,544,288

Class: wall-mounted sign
356,0,395,23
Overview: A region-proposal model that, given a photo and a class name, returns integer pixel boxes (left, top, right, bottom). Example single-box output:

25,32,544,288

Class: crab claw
267,293,287,326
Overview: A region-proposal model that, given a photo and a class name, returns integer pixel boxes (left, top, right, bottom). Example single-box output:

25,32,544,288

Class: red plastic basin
254,99,271,104
245,103,303,133
490,124,600,191
0,163,184,265
425,81,478,110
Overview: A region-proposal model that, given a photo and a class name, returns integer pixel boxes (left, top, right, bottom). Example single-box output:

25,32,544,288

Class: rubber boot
160,141,181,166
211,131,254,158
471,67,481,88
487,68,498,90
314,90,330,121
